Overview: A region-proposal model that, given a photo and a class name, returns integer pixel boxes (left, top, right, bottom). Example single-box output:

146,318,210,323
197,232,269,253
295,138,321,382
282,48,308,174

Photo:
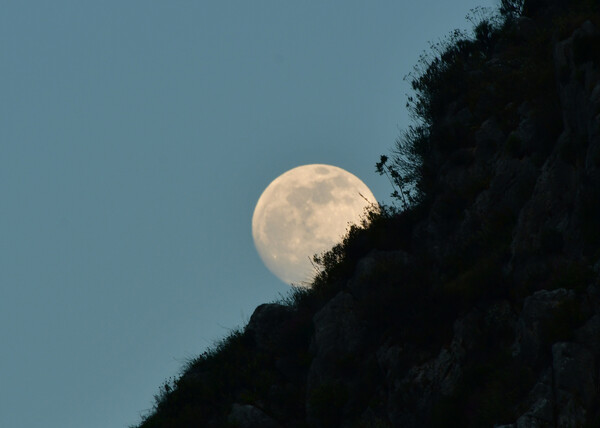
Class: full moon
252,164,378,286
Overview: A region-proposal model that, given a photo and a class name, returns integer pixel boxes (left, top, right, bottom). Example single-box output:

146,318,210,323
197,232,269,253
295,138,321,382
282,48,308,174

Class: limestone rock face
512,288,577,364
386,320,466,427
499,367,554,427
306,292,368,427
552,342,596,425
574,312,600,353
503,341,598,427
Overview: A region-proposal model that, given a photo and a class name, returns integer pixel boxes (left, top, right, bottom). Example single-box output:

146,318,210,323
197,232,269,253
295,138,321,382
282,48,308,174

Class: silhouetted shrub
500,0,524,18
376,127,426,210
311,203,408,295
379,6,521,206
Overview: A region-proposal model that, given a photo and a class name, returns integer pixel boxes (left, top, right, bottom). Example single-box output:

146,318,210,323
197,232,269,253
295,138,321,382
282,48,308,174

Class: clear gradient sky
1,1,496,427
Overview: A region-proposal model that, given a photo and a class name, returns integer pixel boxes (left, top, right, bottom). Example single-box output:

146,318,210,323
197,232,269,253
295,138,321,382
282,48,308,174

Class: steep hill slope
135,0,600,426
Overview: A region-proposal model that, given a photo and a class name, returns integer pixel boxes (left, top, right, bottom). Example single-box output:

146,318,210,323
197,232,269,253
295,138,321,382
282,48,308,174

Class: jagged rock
512,288,576,364
554,21,600,135
505,368,554,427
515,102,537,146
515,402,554,427
486,157,538,217
386,313,470,427
486,299,518,332
228,403,280,428
376,343,403,381
404,341,464,397
511,155,576,261
475,116,505,156
574,313,600,353
507,341,597,427
506,20,600,274
552,342,596,425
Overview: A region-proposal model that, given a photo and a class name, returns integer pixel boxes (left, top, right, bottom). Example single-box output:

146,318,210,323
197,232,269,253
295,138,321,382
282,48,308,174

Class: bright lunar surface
252,164,378,286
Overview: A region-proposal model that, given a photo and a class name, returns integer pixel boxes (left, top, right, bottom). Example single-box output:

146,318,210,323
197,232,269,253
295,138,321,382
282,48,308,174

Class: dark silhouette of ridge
134,0,600,426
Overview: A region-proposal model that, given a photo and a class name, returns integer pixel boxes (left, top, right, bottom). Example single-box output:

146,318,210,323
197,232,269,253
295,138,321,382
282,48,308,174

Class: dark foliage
500,0,525,17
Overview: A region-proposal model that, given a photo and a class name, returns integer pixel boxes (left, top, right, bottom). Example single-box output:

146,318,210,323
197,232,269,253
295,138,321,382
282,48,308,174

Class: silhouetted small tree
376,126,426,210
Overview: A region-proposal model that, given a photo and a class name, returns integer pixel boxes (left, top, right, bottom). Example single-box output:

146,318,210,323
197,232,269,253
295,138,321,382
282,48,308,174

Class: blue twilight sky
1,1,497,427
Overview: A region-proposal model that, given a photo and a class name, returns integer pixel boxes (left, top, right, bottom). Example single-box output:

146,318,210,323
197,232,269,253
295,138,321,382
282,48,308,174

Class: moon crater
252,164,377,286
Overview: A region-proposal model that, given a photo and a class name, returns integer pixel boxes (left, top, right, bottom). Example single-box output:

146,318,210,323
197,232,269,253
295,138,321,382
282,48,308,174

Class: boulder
516,368,554,427
245,303,293,351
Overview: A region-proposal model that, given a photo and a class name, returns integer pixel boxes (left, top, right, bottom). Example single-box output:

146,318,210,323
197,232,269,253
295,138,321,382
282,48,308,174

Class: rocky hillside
136,0,600,426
